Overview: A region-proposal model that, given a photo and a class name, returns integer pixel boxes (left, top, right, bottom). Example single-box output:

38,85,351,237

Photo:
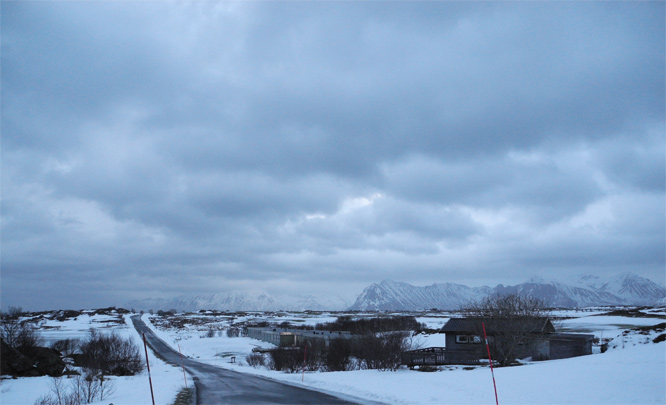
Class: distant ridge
126,290,349,312
128,273,664,312
349,273,665,311
349,280,491,311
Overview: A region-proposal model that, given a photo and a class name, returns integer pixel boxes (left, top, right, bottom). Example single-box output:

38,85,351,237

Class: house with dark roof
441,317,554,354
402,317,594,367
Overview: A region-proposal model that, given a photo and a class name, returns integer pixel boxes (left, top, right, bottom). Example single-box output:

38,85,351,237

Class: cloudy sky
2,1,664,311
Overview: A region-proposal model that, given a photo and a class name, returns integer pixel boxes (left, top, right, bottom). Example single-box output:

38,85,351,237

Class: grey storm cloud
1,1,664,310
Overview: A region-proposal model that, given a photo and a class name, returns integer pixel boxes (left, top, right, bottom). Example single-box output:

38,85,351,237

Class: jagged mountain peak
349,279,487,311
350,272,665,311
378,279,410,287
572,272,665,305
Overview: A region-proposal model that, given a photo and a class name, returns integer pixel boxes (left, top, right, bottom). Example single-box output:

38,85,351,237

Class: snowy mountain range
348,280,491,311
349,273,666,311
126,291,350,312
127,273,664,312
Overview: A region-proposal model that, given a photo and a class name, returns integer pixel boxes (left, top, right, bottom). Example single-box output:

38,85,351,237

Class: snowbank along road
131,315,359,404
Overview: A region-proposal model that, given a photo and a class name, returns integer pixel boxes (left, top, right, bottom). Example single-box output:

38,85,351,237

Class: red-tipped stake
143,333,156,405
178,343,187,388
482,322,499,405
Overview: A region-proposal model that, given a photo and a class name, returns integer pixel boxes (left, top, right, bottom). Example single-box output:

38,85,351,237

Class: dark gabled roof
441,317,555,334
440,318,480,333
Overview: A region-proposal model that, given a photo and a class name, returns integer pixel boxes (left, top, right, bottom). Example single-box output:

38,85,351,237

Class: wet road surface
131,315,360,404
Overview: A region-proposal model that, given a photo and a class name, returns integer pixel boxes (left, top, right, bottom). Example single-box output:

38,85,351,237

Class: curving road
131,315,359,404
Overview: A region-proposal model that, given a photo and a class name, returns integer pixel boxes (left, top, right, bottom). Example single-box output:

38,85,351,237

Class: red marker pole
178,343,187,388
143,333,156,405
482,322,499,405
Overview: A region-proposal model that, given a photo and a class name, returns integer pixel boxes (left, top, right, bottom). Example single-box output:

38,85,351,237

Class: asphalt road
131,315,359,404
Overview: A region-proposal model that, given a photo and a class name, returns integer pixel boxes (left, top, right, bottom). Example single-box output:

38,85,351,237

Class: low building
441,317,555,357
246,327,353,347
246,328,298,346
547,332,595,360
402,317,594,367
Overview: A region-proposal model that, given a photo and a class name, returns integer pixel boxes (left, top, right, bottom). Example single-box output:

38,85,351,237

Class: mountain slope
350,273,665,311
127,291,348,312
575,273,666,306
492,281,622,307
349,280,490,311
127,290,284,312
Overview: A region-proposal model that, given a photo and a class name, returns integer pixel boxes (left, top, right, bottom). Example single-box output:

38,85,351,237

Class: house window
456,335,482,344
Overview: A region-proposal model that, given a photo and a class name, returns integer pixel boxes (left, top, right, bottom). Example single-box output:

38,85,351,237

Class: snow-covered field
1,312,185,405
147,309,664,404
2,308,665,404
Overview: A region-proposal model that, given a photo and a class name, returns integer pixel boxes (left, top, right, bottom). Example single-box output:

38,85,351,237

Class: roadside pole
143,332,156,405
302,344,307,382
482,322,499,405
178,343,187,387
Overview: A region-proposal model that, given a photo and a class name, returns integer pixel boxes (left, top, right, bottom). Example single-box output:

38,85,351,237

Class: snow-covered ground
2,309,664,404
0,312,186,405
146,310,665,404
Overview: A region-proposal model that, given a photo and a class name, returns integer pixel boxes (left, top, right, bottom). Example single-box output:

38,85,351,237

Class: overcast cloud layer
2,2,664,310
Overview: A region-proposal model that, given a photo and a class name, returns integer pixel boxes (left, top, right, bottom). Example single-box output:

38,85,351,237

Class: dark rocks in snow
25,346,66,377
1,339,65,377
1,339,37,376
55,309,82,321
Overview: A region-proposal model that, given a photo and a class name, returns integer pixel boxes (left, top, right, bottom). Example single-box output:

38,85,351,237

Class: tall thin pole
143,333,156,405
482,322,499,405
178,343,187,387
301,344,307,382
